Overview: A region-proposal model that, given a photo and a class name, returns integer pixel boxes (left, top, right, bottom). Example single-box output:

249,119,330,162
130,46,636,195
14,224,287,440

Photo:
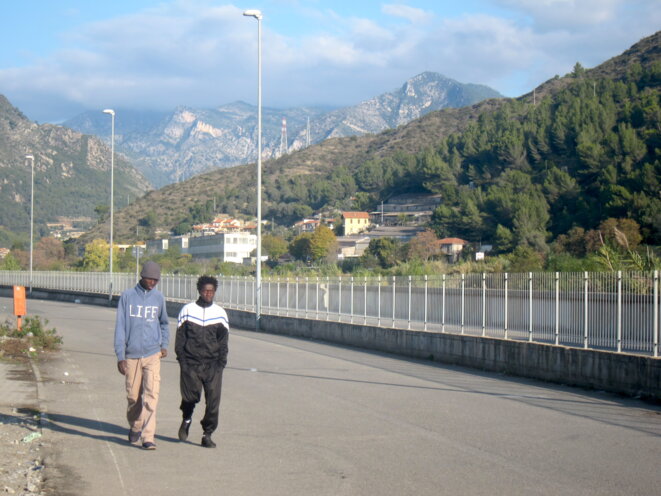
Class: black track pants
179,362,224,435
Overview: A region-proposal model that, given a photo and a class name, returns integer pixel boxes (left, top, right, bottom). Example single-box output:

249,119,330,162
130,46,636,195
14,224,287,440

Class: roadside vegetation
0,316,62,360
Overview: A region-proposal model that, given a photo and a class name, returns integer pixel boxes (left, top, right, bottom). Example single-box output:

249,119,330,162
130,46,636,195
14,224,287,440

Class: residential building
188,231,256,263
342,211,370,235
438,237,467,263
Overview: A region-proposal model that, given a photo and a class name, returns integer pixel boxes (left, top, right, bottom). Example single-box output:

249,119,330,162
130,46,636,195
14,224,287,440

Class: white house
188,232,256,263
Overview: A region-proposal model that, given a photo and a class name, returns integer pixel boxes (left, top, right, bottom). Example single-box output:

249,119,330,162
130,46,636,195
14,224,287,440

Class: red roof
342,211,370,219
438,237,467,245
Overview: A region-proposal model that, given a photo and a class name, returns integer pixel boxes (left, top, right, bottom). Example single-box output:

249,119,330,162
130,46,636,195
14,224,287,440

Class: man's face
142,278,158,291
199,283,216,304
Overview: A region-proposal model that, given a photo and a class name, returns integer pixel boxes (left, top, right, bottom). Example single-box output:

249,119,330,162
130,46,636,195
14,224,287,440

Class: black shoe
142,442,156,450
178,418,192,441
201,434,216,448
128,430,141,444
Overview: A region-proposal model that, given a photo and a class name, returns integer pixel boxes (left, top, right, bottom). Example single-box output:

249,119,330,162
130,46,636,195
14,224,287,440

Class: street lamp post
103,109,115,300
25,154,34,294
243,9,263,331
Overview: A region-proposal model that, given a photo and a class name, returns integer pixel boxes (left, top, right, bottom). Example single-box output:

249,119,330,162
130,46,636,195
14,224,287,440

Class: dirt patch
0,337,30,361
0,407,47,495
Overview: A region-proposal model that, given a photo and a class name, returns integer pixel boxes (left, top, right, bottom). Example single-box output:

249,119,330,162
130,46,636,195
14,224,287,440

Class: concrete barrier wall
4,287,660,401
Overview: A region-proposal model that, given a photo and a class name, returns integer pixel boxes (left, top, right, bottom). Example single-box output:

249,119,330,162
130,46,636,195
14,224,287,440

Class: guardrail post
617,270,622,353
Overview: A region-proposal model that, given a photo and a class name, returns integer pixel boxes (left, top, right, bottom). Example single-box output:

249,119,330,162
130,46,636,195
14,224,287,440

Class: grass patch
0,316,63,359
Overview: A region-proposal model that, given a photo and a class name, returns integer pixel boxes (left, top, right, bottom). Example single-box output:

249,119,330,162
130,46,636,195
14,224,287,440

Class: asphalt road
16,297,661,495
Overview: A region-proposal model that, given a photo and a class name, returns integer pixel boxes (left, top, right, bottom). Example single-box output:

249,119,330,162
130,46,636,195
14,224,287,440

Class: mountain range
0,96,151,241
64,72,502,187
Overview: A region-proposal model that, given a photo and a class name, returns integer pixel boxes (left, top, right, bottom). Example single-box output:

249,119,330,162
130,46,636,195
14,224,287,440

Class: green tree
262,234,288,261
309,225,337,262
362,238,402,269
82,239,110,271
0,252,22,270
289,233,313,262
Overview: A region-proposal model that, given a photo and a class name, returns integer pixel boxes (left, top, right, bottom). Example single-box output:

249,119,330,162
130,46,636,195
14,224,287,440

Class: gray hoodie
114,283,170,361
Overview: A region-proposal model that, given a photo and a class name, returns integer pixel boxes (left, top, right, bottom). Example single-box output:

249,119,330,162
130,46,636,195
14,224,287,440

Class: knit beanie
140,261,161,280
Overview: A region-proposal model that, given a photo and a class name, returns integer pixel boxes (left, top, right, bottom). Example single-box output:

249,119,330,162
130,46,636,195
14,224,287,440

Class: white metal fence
1,270,659,357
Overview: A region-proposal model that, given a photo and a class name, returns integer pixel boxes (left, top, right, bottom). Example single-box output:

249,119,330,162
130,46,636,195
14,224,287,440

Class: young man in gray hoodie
114,261,170,450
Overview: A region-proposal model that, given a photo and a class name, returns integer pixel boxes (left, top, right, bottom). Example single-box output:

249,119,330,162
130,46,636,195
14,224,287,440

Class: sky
1,0,659,123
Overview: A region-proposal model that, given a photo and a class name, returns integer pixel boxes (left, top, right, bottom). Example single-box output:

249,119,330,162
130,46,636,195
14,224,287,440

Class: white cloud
0,0,659,122
382,4,431,24
496,0,621,29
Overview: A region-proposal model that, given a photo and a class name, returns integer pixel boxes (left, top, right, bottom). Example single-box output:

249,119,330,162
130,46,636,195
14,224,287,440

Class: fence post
407,276,412,330
555,272,560,346
482,272,486,337
350,276,354,324
424,275,428,332
276,279,280,315
326,276,330,321
229,276,234,309
364,276,367,325
617,270,622,353
392,276,396,328
654,270,659,358
442,274,446,333
461,273,465,335
504,273,508,340
584,271,589,349
377,275,381,327
305,277,309,318
528,272,533,342
286,278,290,317
316,277,319,318
338,277,342,322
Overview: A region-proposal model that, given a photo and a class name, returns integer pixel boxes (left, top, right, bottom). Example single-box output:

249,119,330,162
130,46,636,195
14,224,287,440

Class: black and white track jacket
175,298,229,367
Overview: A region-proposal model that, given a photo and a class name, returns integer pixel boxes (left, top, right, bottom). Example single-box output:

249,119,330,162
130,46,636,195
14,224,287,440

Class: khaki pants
125,352,161,443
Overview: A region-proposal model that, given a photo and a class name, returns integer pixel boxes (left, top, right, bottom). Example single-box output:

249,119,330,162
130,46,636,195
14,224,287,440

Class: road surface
14,297,661,495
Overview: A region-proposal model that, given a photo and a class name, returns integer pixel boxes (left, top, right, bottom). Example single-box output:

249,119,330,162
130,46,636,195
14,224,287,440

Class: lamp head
25,154,34,161
243,9,262,19
102,109,115,116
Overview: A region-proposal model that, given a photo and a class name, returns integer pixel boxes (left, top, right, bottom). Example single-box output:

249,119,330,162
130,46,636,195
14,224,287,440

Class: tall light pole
103,109,115,300
243,9,262,331
25,154,34,294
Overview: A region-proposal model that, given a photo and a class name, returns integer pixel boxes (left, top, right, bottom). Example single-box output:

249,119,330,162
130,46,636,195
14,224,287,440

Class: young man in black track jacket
175,275,229,448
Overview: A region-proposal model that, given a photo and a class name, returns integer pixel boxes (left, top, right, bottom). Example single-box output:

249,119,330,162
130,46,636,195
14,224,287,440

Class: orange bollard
13,285,26,332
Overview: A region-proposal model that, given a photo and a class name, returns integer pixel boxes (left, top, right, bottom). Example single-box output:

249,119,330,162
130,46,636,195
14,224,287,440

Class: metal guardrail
1,270,659,357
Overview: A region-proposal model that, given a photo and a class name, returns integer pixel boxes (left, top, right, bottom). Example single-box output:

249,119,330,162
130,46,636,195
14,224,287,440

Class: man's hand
160,348,168,358
117,360,128,375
